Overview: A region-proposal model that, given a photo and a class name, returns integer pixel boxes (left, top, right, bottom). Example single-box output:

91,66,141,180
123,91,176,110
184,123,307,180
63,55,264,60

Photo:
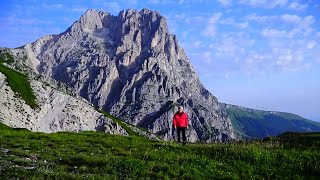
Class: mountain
2,8,317,142
0,70,127,135
2,9,234,142
223,104,320,139
1,48,162,140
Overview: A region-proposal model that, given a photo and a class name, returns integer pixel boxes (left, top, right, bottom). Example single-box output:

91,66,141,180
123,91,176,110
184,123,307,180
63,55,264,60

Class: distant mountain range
0,8,319,142
222,104,320,139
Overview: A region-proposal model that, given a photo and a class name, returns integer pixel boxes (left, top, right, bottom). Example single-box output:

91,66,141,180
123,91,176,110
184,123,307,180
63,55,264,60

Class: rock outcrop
10,9,235,142
0,72,128,135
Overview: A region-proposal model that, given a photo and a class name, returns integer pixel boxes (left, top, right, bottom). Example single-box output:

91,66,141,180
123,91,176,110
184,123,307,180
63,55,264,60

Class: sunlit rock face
13,9,235,142
0,72,128,135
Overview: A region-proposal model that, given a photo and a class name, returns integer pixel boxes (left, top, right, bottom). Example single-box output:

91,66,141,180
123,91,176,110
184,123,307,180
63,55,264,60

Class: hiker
173,106,188,144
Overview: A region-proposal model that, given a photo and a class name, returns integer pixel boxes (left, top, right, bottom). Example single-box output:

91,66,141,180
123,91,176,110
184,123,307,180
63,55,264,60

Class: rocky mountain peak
11,8,235,142
71,9,110,34
72,8,167,35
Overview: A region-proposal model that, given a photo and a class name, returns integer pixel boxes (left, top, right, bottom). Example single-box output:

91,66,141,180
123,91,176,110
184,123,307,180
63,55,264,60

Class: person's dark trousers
176,127,187,144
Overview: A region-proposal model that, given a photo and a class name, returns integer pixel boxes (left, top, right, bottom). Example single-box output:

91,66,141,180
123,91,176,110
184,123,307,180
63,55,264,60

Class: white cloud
42,3,63,9
189,51,213,67
148,0,200,4
217,0,232,6
289,2,308,11
192,33,256,75
202,13,222,37
281,14,315,26
203,51,213,63
244,13,277,23
237,22,249,29
259,14,315,39
1,16,48,26
148,0,160,4
242,33,318,73
270,0,288,7
71,7,88,13
274,48,310,72
179,40,203,52
307,41,317,49
239,0,267,7
208,13,222,24
203,25,217,37
261,28,287,38
243,48,310,73
239,0,288,8
103,2,121,12
281,14,301,24
246,14,315,33
174,13,186,19
185,16,206,24
221,18,249,29
147,0,174,4
302,15,315,26
210,36,253,57
194,41,202,47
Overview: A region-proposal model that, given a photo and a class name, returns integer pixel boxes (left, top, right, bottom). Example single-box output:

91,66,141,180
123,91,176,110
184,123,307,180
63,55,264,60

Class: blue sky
0,0,319,121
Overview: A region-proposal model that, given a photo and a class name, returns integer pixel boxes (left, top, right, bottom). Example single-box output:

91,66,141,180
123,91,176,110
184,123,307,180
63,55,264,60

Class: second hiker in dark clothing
173,106,188,144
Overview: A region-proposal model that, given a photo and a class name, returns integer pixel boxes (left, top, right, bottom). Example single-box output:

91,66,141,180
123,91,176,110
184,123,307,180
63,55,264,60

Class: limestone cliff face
12,9,234,142
0,72,128,135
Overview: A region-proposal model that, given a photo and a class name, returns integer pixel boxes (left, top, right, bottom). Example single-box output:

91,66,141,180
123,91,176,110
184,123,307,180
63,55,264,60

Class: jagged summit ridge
11,8,234,142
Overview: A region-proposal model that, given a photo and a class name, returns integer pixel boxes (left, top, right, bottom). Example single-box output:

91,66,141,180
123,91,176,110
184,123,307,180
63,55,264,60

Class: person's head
178,106,184,113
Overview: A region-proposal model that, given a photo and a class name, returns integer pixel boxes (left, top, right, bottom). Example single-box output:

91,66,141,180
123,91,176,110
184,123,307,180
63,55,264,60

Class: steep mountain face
223,104,320,139
10,9,234,142
0,71,127,135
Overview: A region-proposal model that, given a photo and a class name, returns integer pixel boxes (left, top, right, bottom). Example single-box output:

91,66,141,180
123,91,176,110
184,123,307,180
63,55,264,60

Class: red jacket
173,112,188,127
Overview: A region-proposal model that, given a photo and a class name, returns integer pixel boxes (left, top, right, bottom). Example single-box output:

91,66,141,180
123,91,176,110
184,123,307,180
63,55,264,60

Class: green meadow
0,122,319,179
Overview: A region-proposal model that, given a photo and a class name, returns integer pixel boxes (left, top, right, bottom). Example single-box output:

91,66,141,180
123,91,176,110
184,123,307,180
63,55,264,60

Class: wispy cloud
71,7,88,13
261,28,288,38
217,0,232,6
258,14,315,40
239,0,288,8
244,35,318,73
245,13,315,27
185,16,206,24
307,41,317,49
281,14,315,26
147,0,174,4
243,48,311,73
220,18,249,29
288,1,308,11
1,16,49,26
42,3,63,9
103,2,121,12
202,13,222,37
244,13,278,23
148,0,196,4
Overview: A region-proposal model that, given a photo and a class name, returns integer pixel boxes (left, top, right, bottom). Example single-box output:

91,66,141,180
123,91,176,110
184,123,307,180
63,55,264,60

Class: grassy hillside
0,51,38,109
1,122,319,179
225,104,320,139
0,50,14,64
